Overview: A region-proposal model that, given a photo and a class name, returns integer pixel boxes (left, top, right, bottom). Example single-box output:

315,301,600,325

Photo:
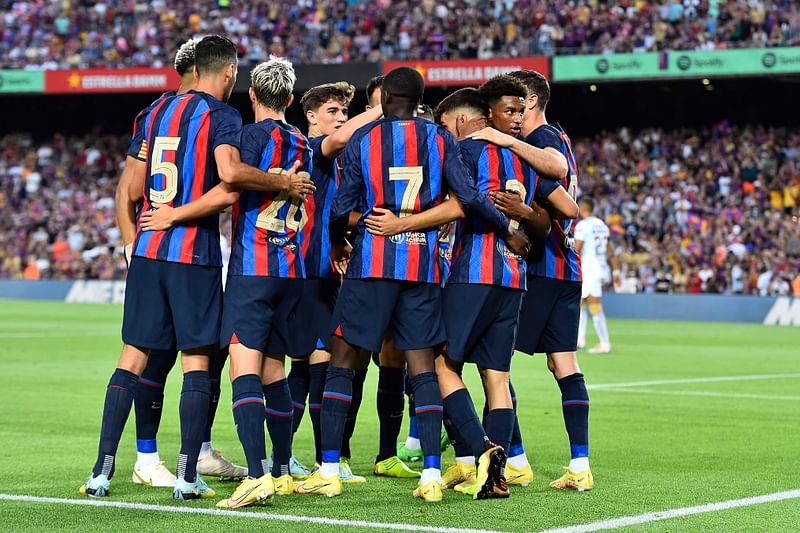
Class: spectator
2,1,800,69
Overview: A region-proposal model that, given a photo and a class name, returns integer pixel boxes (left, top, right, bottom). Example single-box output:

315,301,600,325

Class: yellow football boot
413,479,443,503
272,474,295,495
442,461,476,489
216,474,274,508
505,463,534,487
549,467,594,491
294,469,343,497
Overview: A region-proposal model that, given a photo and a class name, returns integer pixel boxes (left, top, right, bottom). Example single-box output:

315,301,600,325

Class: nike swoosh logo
507,474,525,482
301,482,331,493
229,484,260,506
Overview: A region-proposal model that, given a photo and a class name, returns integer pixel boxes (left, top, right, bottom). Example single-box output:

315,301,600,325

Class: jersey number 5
256,167,310,233
389,166,423,217
149,136,181,203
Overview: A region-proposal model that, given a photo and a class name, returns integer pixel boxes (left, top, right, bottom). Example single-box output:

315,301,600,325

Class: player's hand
365,207,406,236
140,204,177,231
438,221,455,242
331,242,352,275
285,160,315,202
505,228,531,257
490,190,533,220
124,243,133,268
467,127,513,147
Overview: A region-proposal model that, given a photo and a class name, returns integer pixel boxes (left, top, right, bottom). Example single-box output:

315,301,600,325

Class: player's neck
522,110,547,138
307,126,323,138
176,74,197,95
383,103,416,120
255,105,284,123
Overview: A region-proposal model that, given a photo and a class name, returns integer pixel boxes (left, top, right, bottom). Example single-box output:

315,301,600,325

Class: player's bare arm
468,127,568,181
320,105,384,158
125,157,147,208
139,181,239,231
215,145,315,200
116,156,143,262
364,197,465,236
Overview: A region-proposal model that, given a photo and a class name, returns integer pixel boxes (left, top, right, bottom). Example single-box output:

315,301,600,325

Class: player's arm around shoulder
215,124,314,199
320,105,384,159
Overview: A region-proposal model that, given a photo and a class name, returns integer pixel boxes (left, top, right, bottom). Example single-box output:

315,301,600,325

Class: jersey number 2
149,136,181,203
256,167,310,232
503,179,528,230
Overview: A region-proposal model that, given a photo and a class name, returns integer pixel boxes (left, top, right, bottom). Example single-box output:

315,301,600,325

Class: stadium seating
2,0,799,69
1,125,797,294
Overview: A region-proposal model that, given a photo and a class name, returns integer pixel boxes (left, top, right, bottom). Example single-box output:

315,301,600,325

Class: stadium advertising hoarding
2,281,798,326
383,57,551,86
0,70,44,93
44,68,181,94
552,47,800,81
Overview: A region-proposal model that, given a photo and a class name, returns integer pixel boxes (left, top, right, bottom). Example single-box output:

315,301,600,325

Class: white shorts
581,276,603,299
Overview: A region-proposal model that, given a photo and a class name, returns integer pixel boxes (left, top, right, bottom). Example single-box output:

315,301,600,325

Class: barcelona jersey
127,90,176,161
132,90,242,267
228,119,313,278
330,117,509,284
449,139,559,290
302,135,340,279
525,123,582,282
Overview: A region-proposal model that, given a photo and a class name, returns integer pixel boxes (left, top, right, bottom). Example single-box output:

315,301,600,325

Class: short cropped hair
478,75,527,107
383,67,424,102
174,38,200,76
194,35,238,76
580,196,595,212
250,56,296,112
433,88,489,123
366,75,384,103
301,82,356,114
509,70,550,111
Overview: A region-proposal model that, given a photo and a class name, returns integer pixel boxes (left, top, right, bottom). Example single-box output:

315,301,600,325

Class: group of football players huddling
80,33,612,508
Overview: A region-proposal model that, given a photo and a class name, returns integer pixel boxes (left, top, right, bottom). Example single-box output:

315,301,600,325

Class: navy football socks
134,350,176,457
376,366,405,461
177,370,210,483
342,367,367,459
92,368,139,478
308,361,329,464
204,348,226,445
409,372,443,469
264,379,294,478
320,367,354,466
287,360,309,435
232,374,267,478
508,380,525,456
484,408,515,454
443,410,471,458
442,388,490,457
558,373,590,460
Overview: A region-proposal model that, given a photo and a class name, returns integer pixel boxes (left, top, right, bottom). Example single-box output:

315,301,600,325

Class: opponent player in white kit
574,197,616,354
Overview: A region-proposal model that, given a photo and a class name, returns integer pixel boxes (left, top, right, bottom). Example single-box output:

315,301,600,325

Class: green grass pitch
0,299,798,532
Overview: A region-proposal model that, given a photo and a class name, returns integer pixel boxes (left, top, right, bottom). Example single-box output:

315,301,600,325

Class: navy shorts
331,278,445,353
220,275,303,355
292,277,339,356
515,276,581,355
443,283,523,372
122,257,222,351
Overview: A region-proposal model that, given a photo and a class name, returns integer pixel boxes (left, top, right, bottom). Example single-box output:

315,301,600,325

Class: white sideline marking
589,373,800,390
536,489,800,533
594,388,800,402
0,494,507,533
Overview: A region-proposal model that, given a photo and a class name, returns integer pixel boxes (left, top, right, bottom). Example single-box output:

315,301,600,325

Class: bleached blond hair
174,38,201,76
250,55,296,112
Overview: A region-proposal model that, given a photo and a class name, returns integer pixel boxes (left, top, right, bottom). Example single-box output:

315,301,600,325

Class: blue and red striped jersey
302,135,340,279
228,119,314,278
448,139,558,290
330,117,509,283
525,123,582,282
127,90,176,161
132,90,242,267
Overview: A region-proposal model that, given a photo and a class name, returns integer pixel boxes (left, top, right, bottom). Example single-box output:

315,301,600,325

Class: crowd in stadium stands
1,123,798,295
3,0,800,69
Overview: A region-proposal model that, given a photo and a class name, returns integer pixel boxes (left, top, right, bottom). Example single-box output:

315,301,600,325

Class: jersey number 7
389,166,423,217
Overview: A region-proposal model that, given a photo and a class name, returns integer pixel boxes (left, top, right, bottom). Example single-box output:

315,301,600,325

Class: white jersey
574,215,610,281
